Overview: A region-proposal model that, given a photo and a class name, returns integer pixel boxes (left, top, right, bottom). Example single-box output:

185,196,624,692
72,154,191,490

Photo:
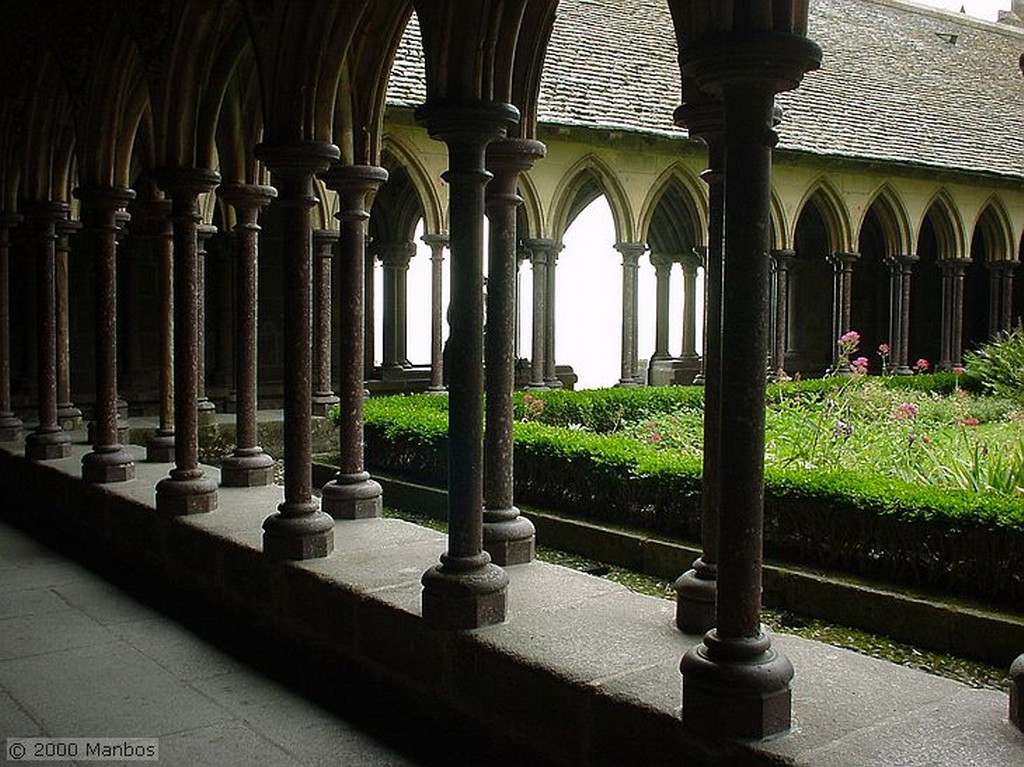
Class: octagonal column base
197,398,217,427
221,449,275,487
262,508,335,560
673,558,718,635
25,428,71,460
321,471,382,519
82,445,136,483
145,431,175,463
1011,654,1024,731
57,404,83,432
681,631,794,739
421,554,509,630
483,507,535,565
0,413,23,442
310,393,339,417
156,470,218,515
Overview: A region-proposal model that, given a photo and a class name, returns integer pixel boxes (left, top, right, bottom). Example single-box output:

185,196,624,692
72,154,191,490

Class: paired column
938,258,970,369
886,254,917,375
422,233,448,391
769,249,794,380
154,168,219,514
218,183,277,487
680,249,702,364
678,30,820,740
195,225,217,425
256,142,338,559
311,228,340,416
483,138,544,565
828,251,858,370
0,213,23,441
616,242,645,386
140,199,176,462
523,239,550,389
22,201,72,461
55,219,82,431
651,256,672,361
989,260,1017,336
543,244,561,388
75,187,136,482
378,241,415,373
415,100,516,629
320,164,388,519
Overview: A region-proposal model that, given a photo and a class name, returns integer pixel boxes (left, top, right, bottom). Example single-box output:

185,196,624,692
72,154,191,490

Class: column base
220,449,275,487
310,393,340,417
197,398,217,427
1010,654,1024,731
894,365,914,376
82,445,136,483
673,559,717,635
615,378,642,388
262,507,335,560
680,630,794,739
0,413,23,442
87,421,131,447
321,471,382,519
544,378,563,390
421,553,509,630
57,403,83,432
155,469,218,515
145,430,176,463
483,507,535,565
25,427,71,460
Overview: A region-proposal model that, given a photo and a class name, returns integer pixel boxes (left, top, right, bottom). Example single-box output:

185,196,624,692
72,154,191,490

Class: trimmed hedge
362,386,1024,609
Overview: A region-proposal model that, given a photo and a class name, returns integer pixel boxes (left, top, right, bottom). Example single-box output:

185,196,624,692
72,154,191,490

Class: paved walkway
0,517,509,767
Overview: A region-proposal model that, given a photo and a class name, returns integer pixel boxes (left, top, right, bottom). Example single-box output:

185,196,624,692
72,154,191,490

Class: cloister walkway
0,431,1021,766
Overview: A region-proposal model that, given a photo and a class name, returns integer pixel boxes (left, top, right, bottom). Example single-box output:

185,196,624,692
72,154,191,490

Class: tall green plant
963,325,1024,402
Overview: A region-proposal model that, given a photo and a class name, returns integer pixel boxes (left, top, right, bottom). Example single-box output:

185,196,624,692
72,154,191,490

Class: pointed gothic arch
794,178,854,254
549,153,633,243
637,164,707,252
861,184,912,258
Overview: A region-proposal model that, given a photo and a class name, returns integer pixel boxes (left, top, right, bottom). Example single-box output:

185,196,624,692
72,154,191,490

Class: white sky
387,0,1021,390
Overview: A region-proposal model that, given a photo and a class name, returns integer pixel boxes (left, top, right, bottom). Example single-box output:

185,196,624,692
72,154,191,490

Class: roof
386,0,1024,180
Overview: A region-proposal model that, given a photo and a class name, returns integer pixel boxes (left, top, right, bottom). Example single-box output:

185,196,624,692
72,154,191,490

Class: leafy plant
963,325,1024,402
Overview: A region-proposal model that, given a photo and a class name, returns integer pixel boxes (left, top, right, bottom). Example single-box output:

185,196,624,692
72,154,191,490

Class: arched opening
910,211,943,366
965,205,1006,349
789,198,834,375
852,204,892,372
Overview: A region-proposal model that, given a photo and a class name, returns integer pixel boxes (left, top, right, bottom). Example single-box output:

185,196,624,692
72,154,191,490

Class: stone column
195,224,217,425
218,184,277,487
141,199,175,462
415,100,515,629
483,138,544,566
828,251,858,369
214,238,235,409
949,258,970,366
320,164,388,519
543,244,562,388
673,100,723,635
1011,653,1024,732
680,249,702,363
55,218,82,431
154,168,219,514
74,187,136,481
938,259,955,370
22,201,72,461
311,228,340,415
678,29,820,740
1001,262,1016,334
0,213,23,441
363,246,376,376
652,255,672,361
523,240,549,389
889,253,917,375
769,248,794,380
616,242,645,386
378,241,415,374
256,142,338,559
422,233,448,391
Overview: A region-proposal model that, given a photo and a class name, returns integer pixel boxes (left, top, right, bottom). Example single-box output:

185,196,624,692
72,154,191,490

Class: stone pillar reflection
415,100,514,629
218,184,277,487
75,188,136,482
154,168,219,513
55,218,82,431
256,142,338,559
22,201,72,461
311,228,339,416
0,213,23,441
652,255,672,361
195,224,217,425
769,249,793,380
140,199,176,462
523,240,549,389
483,138,544,565
616,242,645,386
422,233,448,391
320,165,387,519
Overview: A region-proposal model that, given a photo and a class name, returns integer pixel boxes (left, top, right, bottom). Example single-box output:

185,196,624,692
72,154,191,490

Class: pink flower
877,343,890,357
914,358,930,373
839,331,861,347
649,432,662,442
962,417,979,427
892,402,918,420
952,366,964,375
850,356,869,374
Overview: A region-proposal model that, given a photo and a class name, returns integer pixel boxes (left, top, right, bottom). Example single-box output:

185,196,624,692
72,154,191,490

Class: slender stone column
214,240,235,407
55,218,82,431
74,188,136,481
218,184,277,487
652,256,672,361
769,249,794,380
195,225,217,426
1001,262,1016,333
141,199,176,462
422,233,448,391
378,242,415,374
311,228,340,415
616,242,645,387
154,168,219,514
673,100,723,635
320,165,388,519
679,30,820,740
828,251,858,369
938,259,955,370
483,138,544,566
415,100,515,629
22,201,72,460
680,249,701,363
950,258,969,365
543,245,562,388
0,213,23,441
893,254,917,375
523,240,549,389
256,142,338,559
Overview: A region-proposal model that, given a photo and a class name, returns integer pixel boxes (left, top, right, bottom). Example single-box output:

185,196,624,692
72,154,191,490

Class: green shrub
963,325,1024,401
